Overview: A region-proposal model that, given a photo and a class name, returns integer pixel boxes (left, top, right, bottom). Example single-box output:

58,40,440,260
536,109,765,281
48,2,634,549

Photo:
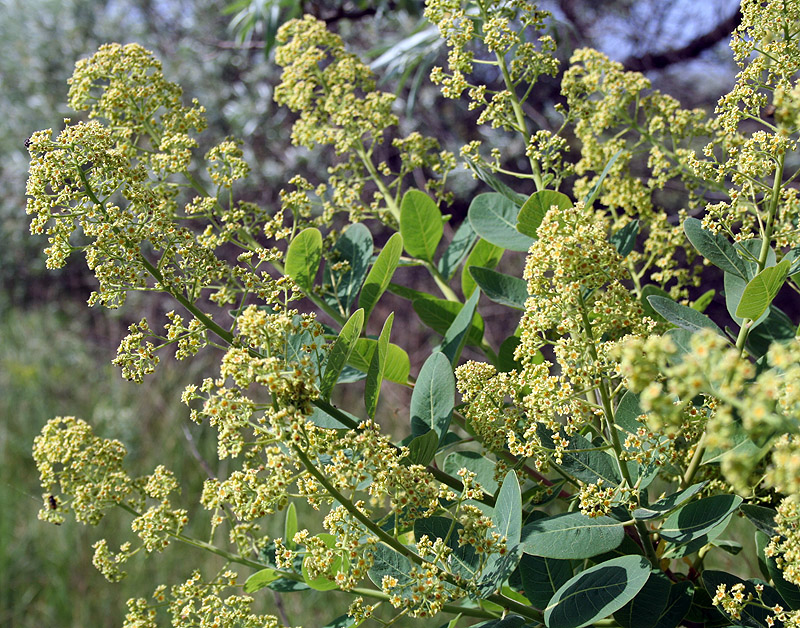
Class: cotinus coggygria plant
24,1,800,627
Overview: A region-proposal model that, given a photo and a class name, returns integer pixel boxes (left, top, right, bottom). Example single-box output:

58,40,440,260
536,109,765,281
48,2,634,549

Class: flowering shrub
25,1,800,627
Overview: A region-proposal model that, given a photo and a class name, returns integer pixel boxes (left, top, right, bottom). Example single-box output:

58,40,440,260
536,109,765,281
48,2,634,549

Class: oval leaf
285,227,322,290
736,258,791,320
660,494,742,546
413,296,485,345
244,568,281,593
519,553,572,609
462,238,504,298
521,512,625,559
684,218,747,279
410,352,454,442
613,571,693,628
545,556,651,628
469,266,529,309
468,193,535,252
347,338,410,384
517,190,572,239
646,295,725,337
400,189,443,262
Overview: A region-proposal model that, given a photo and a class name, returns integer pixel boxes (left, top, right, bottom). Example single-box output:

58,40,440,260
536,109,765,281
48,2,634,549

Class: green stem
735,152,784,355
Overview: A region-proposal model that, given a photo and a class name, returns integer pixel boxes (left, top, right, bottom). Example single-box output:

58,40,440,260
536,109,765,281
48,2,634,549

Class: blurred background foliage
1,0,741,625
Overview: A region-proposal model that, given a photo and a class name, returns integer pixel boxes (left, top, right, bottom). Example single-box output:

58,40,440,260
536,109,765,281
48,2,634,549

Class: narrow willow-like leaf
736,258,791,320
469,266,528,309
516,190,572,238
410,352,454,442
519,553,572,609
544,555,651,628
582,148,623,208
468,193,535,252
613,572,693,628
400,189,443,262
441,289,480,365
740,504,778,536
632,482,707,520
285,227,322,290
243,568,281,593
412,295,485,345
358,232,403,322
365,313,393,418
320,308,364,400
462,238,504,298
284,502,298,549
659,494,742,545
610,220,639,258
683,217,748,278
646,295,725,337
521,512,625,559
438,219,478,280
347,338,410,384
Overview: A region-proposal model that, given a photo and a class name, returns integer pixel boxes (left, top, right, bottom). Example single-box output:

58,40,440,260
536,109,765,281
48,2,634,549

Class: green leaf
410,352,454,442
302,534,347,591
438,219,478,280
320,309,364,400
462,238,504,298
406,429,439,465
610,220,640,258
746,305,797,358
613,572,694,628
414,516,479,578
284,502,298,550
632,483,707,520
646,295,725,337
498,334,526,372
545,555,651,628
324,224,373,313
322,614,362,628
558,431,621,486
413,296,484,345
462,156,529,206
358,232,403,321
683,218,748,278
441,289,480,365
737,239,777,279
519,553,572,610
468,193,535,252
660,494,742,546
347,338,410,384
285,227,323,290
473,616,533,628
400,189,443,262
494,471,522,546
691,289,715,313
444,451,498,494
640,285,670,322
516,190,572,238
469,266,528,309
740,504,778,536
368,544,414,597
365,313,393,418
521,512,625,560
582,149,623,208
702,571,786,628
736,258,791,320
614,390,646,434
243,568,281,593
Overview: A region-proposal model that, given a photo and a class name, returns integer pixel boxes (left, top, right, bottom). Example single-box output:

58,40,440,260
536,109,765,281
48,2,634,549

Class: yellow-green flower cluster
122,571,279,628
274,15,397,153
33,416,135,525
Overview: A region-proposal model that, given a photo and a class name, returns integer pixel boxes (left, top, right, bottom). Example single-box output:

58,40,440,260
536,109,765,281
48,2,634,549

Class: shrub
25,2,800,627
